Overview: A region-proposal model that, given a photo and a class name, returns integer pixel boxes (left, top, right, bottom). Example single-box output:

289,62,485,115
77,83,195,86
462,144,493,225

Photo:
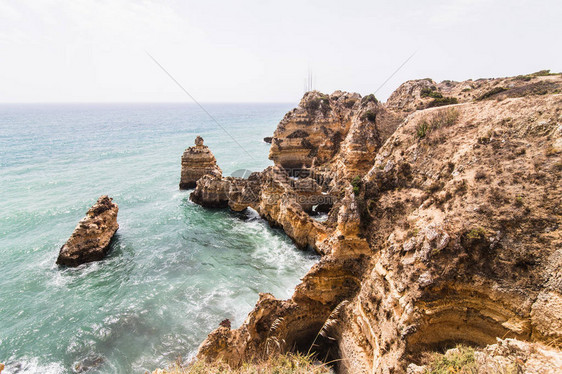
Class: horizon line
0,100,300,105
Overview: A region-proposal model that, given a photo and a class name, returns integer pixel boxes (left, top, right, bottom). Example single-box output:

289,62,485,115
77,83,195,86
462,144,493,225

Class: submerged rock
73,354,105,373
180,136,222,189
56,195,119,267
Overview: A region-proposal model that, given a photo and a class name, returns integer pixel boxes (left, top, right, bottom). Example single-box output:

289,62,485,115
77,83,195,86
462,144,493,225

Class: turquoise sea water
0,103,318,373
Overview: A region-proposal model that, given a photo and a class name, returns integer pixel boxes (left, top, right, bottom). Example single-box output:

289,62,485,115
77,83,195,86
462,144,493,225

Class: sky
0,0,560,103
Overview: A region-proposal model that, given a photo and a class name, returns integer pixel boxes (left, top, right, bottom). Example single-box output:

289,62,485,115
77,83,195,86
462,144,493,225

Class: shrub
467,227,486,240
158,352,331,374
425,345,477,374
531,69,554,77
426,97,458,108
351,176,361,195
361,93,378,104
431,108,459,128
476,87,508,101
363,110,377,122
420,88,443,99
511,71,557,81
416,108,459,140
420,88,432,97
416,121,430,139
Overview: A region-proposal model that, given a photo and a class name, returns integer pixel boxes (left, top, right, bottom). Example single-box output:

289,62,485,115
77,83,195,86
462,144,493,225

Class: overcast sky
0,0,560,103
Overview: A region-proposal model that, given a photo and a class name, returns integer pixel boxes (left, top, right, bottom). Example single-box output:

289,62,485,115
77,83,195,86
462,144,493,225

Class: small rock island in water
56,195,119,267
179,136,222,189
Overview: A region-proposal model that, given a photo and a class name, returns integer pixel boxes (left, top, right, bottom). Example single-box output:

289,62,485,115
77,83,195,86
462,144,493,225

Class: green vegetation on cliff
154,353,332,374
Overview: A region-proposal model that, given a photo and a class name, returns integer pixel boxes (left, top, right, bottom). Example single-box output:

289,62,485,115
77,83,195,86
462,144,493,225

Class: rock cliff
56,195,119,267
268,90,401,182
190,72,562,373
179,136,222,189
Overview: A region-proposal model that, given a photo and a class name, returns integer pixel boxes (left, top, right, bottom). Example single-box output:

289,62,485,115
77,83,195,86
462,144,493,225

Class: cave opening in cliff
288,323,341,370
404,303,527,365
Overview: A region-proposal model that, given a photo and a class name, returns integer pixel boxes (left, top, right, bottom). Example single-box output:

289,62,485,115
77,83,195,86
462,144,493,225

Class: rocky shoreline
179,72,562,373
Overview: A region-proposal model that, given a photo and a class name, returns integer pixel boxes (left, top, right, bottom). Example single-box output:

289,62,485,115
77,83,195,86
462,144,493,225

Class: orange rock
179,136,222,189
56,195,119,267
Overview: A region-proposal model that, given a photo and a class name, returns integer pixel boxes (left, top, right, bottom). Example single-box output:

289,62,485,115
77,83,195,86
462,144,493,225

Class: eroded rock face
267,91,401,189
56,195,119,267
191,73,562,373
268,91,357,170
179,136,222,189
190,174,231,208
335,92,562,373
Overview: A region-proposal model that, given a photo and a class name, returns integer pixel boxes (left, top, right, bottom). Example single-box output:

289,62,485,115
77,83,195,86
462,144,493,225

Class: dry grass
416,108,460,139
422,345,477,374
154,353,332,374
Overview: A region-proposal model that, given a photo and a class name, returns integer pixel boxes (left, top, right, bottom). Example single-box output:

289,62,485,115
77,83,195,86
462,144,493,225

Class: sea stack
56,195,119,267
180,136,222,189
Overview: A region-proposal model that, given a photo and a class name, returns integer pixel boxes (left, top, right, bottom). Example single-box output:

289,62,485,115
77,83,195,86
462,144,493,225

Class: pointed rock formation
180,136,222,189
56,195,119,267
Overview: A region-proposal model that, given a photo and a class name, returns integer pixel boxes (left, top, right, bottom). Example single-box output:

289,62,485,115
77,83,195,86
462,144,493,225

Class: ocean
0,103,318,373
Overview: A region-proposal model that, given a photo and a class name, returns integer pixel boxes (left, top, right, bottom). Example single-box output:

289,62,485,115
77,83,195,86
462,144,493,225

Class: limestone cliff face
269,90,357,170
192,72,562,373
179,136,222,189
337,92,562,372
268,91,400,182
56,195,119,267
